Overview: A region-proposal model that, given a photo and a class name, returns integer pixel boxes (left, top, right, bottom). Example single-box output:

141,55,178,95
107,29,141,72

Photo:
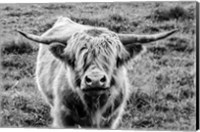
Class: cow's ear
49,42,66,60
125,44,144,58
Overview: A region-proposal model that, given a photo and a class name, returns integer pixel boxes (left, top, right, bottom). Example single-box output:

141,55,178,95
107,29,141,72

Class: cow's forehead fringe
64,27,128,73
67,28,122,52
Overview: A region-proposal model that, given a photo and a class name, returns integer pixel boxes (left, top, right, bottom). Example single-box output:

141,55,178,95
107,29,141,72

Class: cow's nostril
85,76,92,84
100,76,106,83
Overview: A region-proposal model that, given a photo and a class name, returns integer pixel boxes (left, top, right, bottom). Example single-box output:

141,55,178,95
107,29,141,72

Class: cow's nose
85,74,107,87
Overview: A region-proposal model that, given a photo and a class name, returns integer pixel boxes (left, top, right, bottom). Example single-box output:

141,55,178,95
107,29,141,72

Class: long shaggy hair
63,28,130,89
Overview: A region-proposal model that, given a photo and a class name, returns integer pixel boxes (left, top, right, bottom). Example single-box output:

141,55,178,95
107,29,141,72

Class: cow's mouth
82,87,110,94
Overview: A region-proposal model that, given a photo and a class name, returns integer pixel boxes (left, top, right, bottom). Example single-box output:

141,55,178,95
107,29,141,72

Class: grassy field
0,2,196,130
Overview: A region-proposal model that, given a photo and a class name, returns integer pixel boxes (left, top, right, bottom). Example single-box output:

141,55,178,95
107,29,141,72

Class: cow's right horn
118,29,178,45
16,30,68,44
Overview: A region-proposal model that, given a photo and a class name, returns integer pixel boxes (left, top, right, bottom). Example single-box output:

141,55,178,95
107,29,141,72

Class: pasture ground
0,2,196,130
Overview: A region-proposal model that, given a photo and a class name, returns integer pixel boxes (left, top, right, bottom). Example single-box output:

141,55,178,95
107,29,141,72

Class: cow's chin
81,87,111,110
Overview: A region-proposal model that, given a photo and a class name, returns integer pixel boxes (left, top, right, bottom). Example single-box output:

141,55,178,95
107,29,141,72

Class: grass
0,2,196,130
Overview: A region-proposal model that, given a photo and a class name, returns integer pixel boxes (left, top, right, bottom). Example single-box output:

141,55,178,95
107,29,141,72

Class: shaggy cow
17,16,177,129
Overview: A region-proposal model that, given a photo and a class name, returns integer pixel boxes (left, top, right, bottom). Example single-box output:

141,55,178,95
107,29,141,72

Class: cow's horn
118,29,178,45
16,30,67,44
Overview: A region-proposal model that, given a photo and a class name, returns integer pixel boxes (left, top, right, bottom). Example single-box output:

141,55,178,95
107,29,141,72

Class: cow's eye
65,55,75,69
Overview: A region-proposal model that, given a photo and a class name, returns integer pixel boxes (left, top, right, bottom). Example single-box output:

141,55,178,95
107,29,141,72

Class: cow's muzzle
82,72,110,94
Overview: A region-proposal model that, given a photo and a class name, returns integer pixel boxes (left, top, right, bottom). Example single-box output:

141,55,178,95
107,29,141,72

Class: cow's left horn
16,30,68,44
118,29,178,45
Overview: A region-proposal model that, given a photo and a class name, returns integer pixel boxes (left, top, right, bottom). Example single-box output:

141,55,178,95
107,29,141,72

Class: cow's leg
52,90,78,128
110,103,125,129
51,95,65,128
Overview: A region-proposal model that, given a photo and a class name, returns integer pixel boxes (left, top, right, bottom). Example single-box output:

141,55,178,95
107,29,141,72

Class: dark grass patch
179,86,195,100
43,3,75,10
100,4,112,9
2,57,28,69
149,6,193,22
21,10,43,17
109,13,128,23
6,10,42,17
2,6,13,11
1,38,37,55
141,25,160,34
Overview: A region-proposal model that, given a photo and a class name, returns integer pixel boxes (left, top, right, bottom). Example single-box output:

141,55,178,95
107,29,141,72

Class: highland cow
17,16,177,128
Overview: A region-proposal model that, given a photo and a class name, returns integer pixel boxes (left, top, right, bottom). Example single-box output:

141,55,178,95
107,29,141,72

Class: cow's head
62,28,131,92
17,17,177,95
